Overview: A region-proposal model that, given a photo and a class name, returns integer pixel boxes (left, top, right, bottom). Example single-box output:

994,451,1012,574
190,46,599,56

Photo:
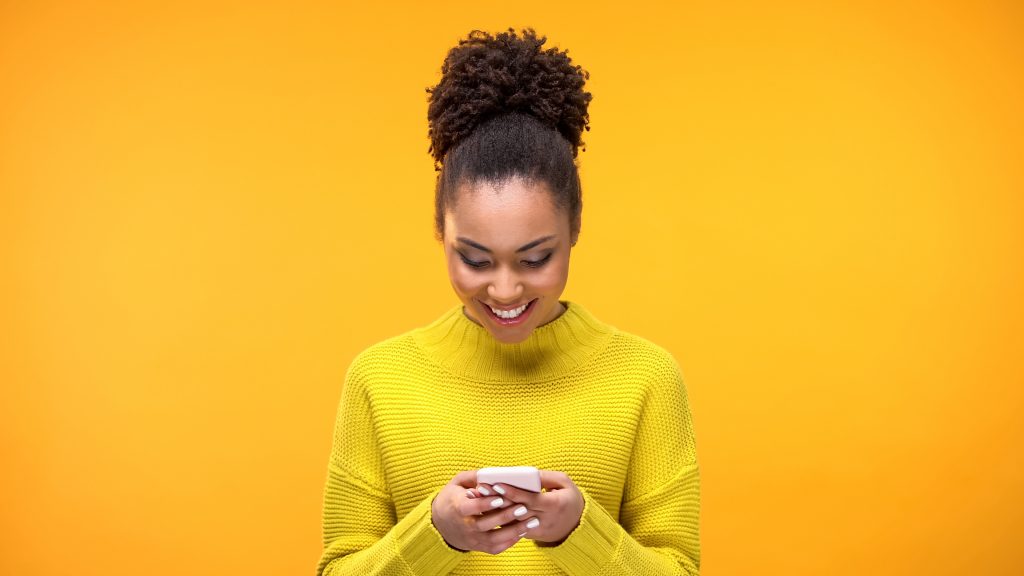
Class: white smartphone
476,465,542,493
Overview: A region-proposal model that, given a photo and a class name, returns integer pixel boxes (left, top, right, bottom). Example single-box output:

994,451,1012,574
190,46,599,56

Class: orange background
2,1,1022,574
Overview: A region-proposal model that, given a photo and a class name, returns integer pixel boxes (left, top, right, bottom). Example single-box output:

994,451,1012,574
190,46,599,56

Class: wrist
431,494,469,552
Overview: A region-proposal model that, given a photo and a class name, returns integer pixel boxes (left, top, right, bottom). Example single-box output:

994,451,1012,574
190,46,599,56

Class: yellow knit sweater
316,300,700,575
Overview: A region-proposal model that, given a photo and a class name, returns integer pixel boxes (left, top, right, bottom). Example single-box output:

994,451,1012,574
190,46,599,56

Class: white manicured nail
514,506,527,517
491,497,503,508
478,486,491,496
493,484,506,495
518,531,527,537
526,518,540,529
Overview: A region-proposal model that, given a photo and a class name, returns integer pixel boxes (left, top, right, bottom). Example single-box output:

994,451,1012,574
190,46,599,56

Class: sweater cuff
535,484,623,574
393,487,468,575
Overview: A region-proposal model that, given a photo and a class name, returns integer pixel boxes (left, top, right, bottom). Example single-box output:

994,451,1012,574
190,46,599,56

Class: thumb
451,469,479,488
539,469,571,490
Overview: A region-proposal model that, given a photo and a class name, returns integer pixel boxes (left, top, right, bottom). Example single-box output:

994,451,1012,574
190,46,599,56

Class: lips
484,298,537,312
479,297,538,325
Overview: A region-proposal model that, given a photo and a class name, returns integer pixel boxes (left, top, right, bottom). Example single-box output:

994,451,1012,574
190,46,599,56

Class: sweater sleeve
316,353,469,576
535,354,701,575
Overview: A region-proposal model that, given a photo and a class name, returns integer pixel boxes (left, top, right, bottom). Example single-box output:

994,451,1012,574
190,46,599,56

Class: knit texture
316,300,700,575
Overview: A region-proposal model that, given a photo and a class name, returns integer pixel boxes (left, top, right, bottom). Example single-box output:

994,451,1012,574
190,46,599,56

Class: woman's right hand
430,469,534,555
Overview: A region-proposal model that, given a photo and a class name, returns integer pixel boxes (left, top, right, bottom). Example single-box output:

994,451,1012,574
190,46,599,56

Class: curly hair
425,27,593,243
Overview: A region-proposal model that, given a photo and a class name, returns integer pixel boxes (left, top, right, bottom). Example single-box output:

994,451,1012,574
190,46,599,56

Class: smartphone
476,465,542,493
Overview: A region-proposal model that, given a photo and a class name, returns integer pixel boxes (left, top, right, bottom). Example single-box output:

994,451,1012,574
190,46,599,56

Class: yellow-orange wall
2,1,1021,574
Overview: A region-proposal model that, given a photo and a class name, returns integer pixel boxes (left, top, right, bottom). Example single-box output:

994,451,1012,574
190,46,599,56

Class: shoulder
604,328,685,379
343,329,422,384
605,331,695,423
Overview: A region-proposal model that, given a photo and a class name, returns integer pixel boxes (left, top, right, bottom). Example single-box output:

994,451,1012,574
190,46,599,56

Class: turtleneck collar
411,300,617,383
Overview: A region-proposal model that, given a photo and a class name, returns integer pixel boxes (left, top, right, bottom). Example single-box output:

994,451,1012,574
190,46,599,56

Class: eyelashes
459,254,486,268
458,252,552,269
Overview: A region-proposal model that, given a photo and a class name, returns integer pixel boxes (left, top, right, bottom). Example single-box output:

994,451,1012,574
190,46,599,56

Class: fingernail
518,531,527,537
478,486,491,496
526,518,540,529
466,489,475,498
514,505,527,517
493,484,506,495
491,497,504,508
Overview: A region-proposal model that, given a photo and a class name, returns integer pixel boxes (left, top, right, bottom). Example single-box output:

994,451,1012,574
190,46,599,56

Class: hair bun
426,27,593,168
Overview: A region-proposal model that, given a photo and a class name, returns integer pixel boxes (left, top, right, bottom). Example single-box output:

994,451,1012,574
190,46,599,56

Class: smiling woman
316,27,700,576
444,176,570,343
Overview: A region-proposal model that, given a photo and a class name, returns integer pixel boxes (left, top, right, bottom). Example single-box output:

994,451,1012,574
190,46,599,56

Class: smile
480,298,538,326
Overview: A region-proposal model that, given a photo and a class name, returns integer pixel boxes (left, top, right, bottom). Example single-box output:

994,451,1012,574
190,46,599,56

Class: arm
316,353,468,576
536,355,701,575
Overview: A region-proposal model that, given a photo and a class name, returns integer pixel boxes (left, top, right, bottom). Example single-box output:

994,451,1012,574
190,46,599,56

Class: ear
570,214,581,247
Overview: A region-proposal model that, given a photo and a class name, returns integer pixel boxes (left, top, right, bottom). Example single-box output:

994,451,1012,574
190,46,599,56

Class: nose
487,268,524,303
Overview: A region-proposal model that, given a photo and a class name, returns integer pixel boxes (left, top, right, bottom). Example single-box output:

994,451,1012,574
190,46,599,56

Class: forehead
445,178,563,245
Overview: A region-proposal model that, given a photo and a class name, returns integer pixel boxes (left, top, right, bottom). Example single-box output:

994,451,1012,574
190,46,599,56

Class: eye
458,252,488,269
523,253,553,268
457,251,552,269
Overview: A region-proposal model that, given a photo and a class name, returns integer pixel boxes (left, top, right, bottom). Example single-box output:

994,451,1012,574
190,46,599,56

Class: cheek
524,260,569,295
448,262,482,295
538,261,570,291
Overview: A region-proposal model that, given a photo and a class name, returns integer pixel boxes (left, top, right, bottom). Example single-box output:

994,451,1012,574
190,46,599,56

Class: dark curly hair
425,27,593,243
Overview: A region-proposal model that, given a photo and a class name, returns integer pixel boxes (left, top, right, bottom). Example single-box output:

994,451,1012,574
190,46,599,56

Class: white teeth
489,301,529,319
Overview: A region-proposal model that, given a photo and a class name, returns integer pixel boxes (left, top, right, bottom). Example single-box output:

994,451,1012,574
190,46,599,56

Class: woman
316,27,700,576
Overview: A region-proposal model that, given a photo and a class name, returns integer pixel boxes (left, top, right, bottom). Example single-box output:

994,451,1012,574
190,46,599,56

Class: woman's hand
467,469,585,546
431,469,531,555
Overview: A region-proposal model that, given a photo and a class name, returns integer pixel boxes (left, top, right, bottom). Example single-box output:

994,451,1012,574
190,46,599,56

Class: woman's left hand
467,469,584,546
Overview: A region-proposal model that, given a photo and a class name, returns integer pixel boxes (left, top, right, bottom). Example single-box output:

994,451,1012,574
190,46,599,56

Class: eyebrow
456,235,556,253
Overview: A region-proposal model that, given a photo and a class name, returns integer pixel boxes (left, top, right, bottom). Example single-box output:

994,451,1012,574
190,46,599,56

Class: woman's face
443,176,576,344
